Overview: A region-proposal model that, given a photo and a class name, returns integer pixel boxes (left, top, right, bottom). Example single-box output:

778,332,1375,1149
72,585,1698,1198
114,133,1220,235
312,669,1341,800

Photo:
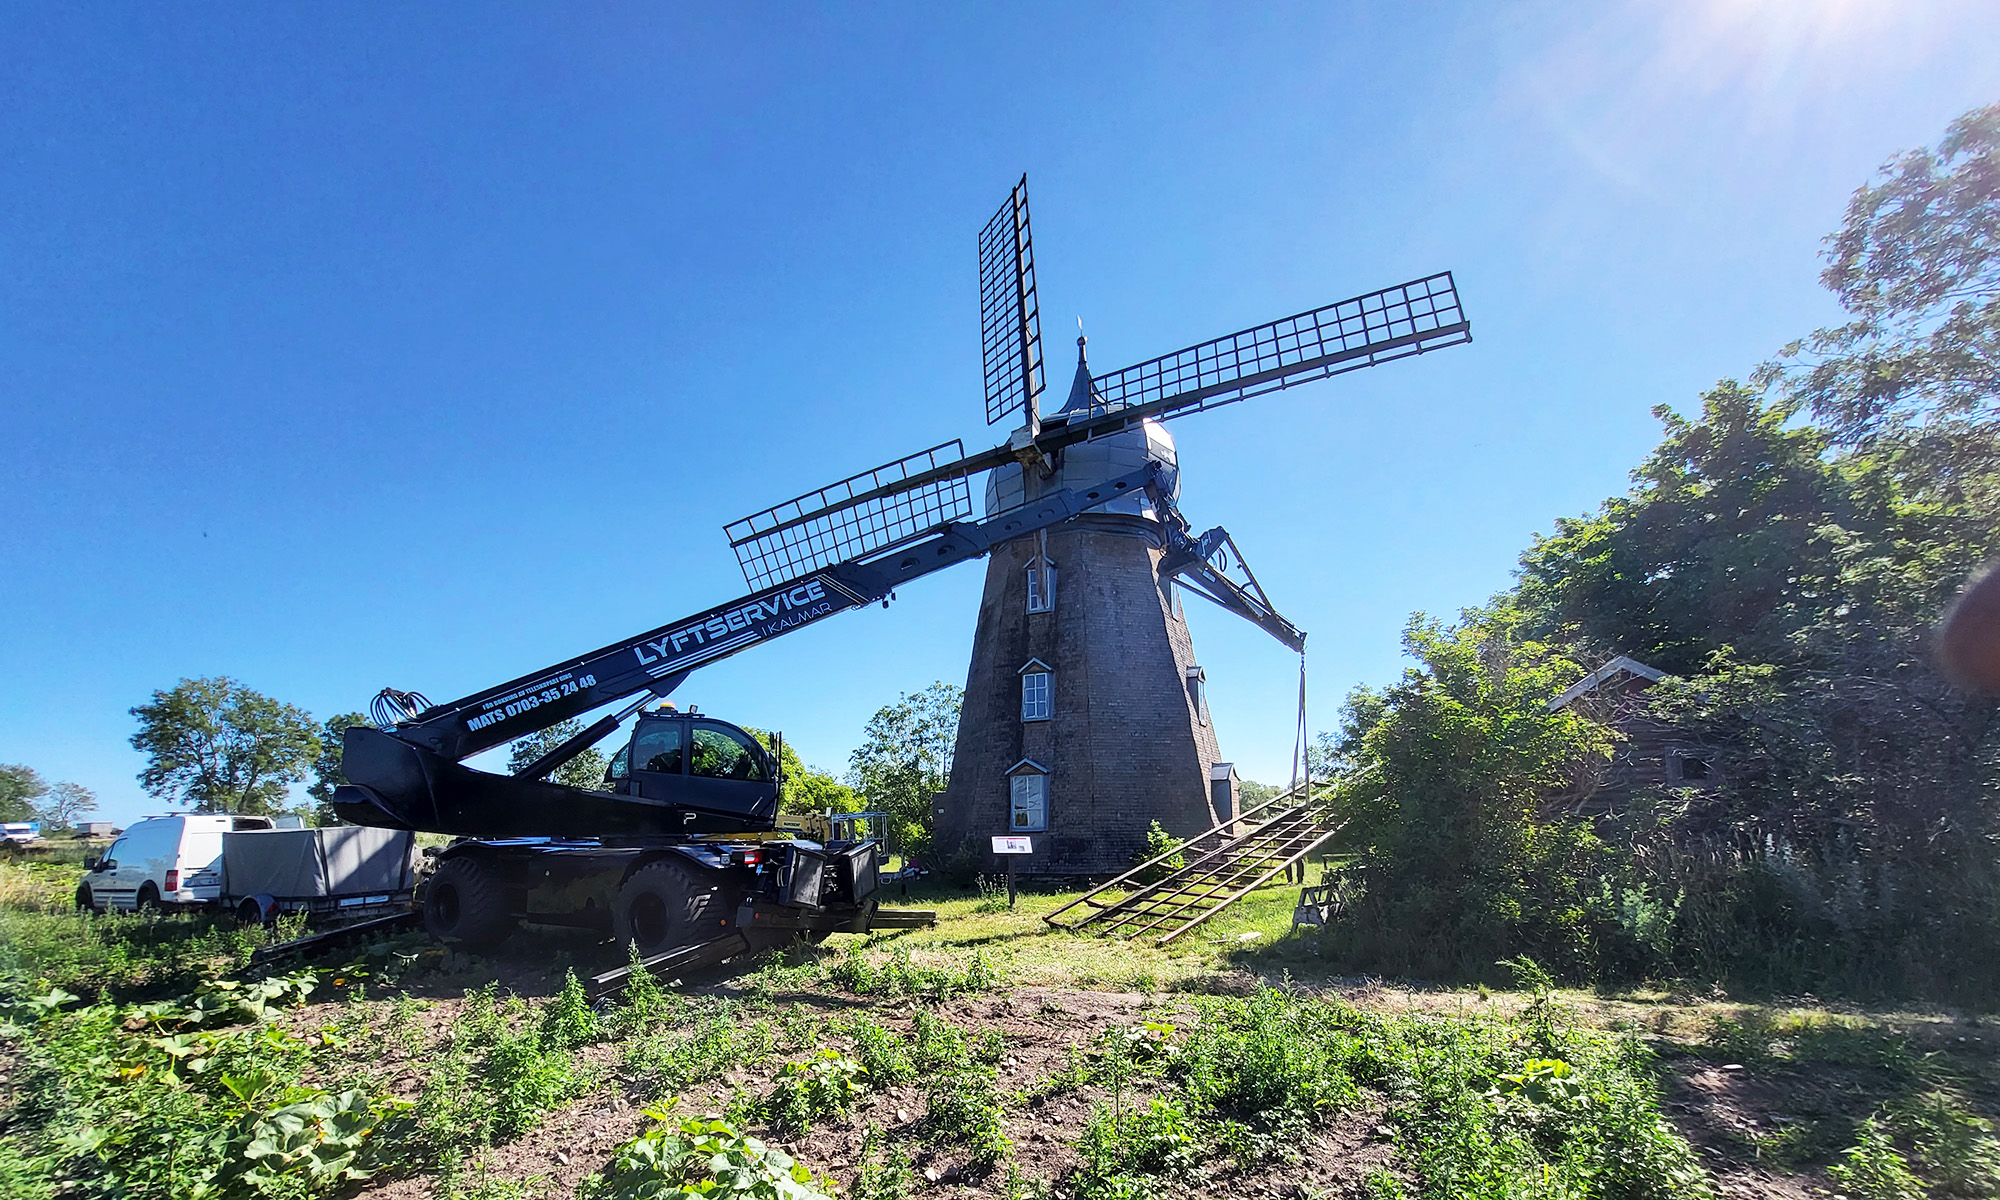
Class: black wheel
135,884,161,912
236,898,268,926
74,884,93,912
613,859,725,957
423,857,515,951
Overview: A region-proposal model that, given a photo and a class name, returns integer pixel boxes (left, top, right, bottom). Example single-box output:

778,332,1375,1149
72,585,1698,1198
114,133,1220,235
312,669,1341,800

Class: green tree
37,781,98,830
306,712,371,825
747,729,860,816
847,682,961,855
1322,611,1612,981
0,764,48,824
1762,102,2000,443
1236,778,1282,809
505,718,611,791
128,678,321,814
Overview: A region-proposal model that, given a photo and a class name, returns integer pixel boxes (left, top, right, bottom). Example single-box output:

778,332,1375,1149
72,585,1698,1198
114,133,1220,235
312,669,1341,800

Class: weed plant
0,880,280,998
1146,982,1708,1200
841,1017,917,1085
620,998,778,1099
850,1124,917,1200
582,1103,833,1200
764,1050,869,1137
1693,1008,2000,1190
2,968,417,1199
823,941,999,1000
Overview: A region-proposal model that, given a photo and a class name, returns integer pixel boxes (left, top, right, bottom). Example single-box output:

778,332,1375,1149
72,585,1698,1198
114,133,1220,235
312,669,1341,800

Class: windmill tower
937,330,1223,875
718,178,1470,876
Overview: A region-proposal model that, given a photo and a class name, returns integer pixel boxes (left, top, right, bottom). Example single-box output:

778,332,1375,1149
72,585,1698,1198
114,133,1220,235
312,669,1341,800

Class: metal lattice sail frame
725,441,974,592
979,174,1045,427
1073,272,1467,423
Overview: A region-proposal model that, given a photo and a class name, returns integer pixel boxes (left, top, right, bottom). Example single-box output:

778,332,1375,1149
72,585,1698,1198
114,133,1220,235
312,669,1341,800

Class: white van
76,814,274,912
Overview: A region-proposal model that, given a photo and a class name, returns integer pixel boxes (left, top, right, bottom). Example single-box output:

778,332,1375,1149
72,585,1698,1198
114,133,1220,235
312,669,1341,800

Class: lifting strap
1288,649,1308,797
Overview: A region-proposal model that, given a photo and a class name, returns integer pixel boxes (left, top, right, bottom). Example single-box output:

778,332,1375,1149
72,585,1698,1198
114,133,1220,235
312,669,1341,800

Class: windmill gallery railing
1041,781,1342,946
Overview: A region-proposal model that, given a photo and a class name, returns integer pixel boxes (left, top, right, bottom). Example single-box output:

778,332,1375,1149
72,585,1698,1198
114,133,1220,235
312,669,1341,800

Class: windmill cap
1058,333,1097,414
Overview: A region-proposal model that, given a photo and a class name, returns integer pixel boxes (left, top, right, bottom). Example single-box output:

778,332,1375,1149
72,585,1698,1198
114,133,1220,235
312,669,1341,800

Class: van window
127,820,173,855
102,837,128,867
232,817,274,831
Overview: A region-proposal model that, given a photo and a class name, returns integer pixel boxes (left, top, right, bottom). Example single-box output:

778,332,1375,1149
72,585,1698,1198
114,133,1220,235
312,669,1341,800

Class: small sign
991,836,1034,855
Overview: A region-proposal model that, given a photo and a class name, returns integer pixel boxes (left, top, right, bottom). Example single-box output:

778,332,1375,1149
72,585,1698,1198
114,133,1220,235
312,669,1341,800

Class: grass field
2,858,1997,1200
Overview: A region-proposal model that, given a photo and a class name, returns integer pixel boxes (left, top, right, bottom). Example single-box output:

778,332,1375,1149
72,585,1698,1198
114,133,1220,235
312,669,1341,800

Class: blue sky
4,2,1998,826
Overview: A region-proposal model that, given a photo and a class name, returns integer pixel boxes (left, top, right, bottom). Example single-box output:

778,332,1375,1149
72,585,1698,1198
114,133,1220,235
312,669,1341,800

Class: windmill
723,176,1469,875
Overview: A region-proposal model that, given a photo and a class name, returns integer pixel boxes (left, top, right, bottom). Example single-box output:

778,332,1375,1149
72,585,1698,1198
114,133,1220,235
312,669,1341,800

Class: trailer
222,825,419,927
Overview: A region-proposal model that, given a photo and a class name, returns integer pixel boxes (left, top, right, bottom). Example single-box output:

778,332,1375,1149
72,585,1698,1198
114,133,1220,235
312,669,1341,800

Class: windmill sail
979,175,1045,426
1069,272,1469,428
724,441,975,591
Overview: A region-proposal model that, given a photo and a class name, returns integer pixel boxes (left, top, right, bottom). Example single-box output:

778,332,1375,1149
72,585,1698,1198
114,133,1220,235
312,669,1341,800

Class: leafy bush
413,980,590,1152
1129,821,1187,886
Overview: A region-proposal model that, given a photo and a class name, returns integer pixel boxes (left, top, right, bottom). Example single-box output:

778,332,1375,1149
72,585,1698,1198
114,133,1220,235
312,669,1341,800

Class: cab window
100,838,127,868
690,724,769,782
631,724,684,774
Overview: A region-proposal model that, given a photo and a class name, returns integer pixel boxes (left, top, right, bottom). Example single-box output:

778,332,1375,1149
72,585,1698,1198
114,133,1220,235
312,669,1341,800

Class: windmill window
1021,671,1052,721
1010,772,1047,831
1026,564,1056,613
1668,752,1710,783
1185,666,1207,726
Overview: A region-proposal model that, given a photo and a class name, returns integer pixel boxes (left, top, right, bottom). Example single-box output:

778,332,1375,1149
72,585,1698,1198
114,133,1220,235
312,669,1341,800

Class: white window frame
1021,670,1052,721
1026,563,1057,614
1009,771,1048,831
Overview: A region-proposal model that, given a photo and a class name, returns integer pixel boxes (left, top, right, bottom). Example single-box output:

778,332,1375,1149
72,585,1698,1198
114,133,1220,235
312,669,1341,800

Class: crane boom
370,464,1163,765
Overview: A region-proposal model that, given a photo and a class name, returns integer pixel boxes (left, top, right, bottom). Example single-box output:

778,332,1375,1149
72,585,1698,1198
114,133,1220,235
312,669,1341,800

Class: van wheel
423,857,513,951
136,884,162,912
614,859,723,958
75,884,93,912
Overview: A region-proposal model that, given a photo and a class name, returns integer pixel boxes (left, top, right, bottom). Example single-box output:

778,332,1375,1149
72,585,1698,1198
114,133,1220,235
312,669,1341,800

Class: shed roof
1546,655,1665,712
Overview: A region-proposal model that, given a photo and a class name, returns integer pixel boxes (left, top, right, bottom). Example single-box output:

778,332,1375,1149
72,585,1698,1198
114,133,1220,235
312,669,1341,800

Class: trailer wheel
614,859,722,957
236,898,269,927
424,857,514,951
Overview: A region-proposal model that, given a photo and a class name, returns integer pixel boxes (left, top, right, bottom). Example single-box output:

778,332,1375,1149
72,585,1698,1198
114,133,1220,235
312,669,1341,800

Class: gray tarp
222,826,415,899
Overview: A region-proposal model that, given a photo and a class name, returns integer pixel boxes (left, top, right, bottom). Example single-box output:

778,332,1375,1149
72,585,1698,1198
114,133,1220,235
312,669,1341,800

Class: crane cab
603,710,780,827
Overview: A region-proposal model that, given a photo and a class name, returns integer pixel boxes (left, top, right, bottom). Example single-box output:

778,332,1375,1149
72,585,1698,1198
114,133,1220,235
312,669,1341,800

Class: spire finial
1076,317,1087,362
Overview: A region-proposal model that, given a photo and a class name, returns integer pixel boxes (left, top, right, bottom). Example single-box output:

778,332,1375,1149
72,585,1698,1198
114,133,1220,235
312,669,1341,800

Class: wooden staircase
1042,786,1340,945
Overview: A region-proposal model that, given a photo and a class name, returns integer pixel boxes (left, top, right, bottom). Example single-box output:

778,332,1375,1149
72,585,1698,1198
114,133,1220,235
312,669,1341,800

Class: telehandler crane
332,465,1164,970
